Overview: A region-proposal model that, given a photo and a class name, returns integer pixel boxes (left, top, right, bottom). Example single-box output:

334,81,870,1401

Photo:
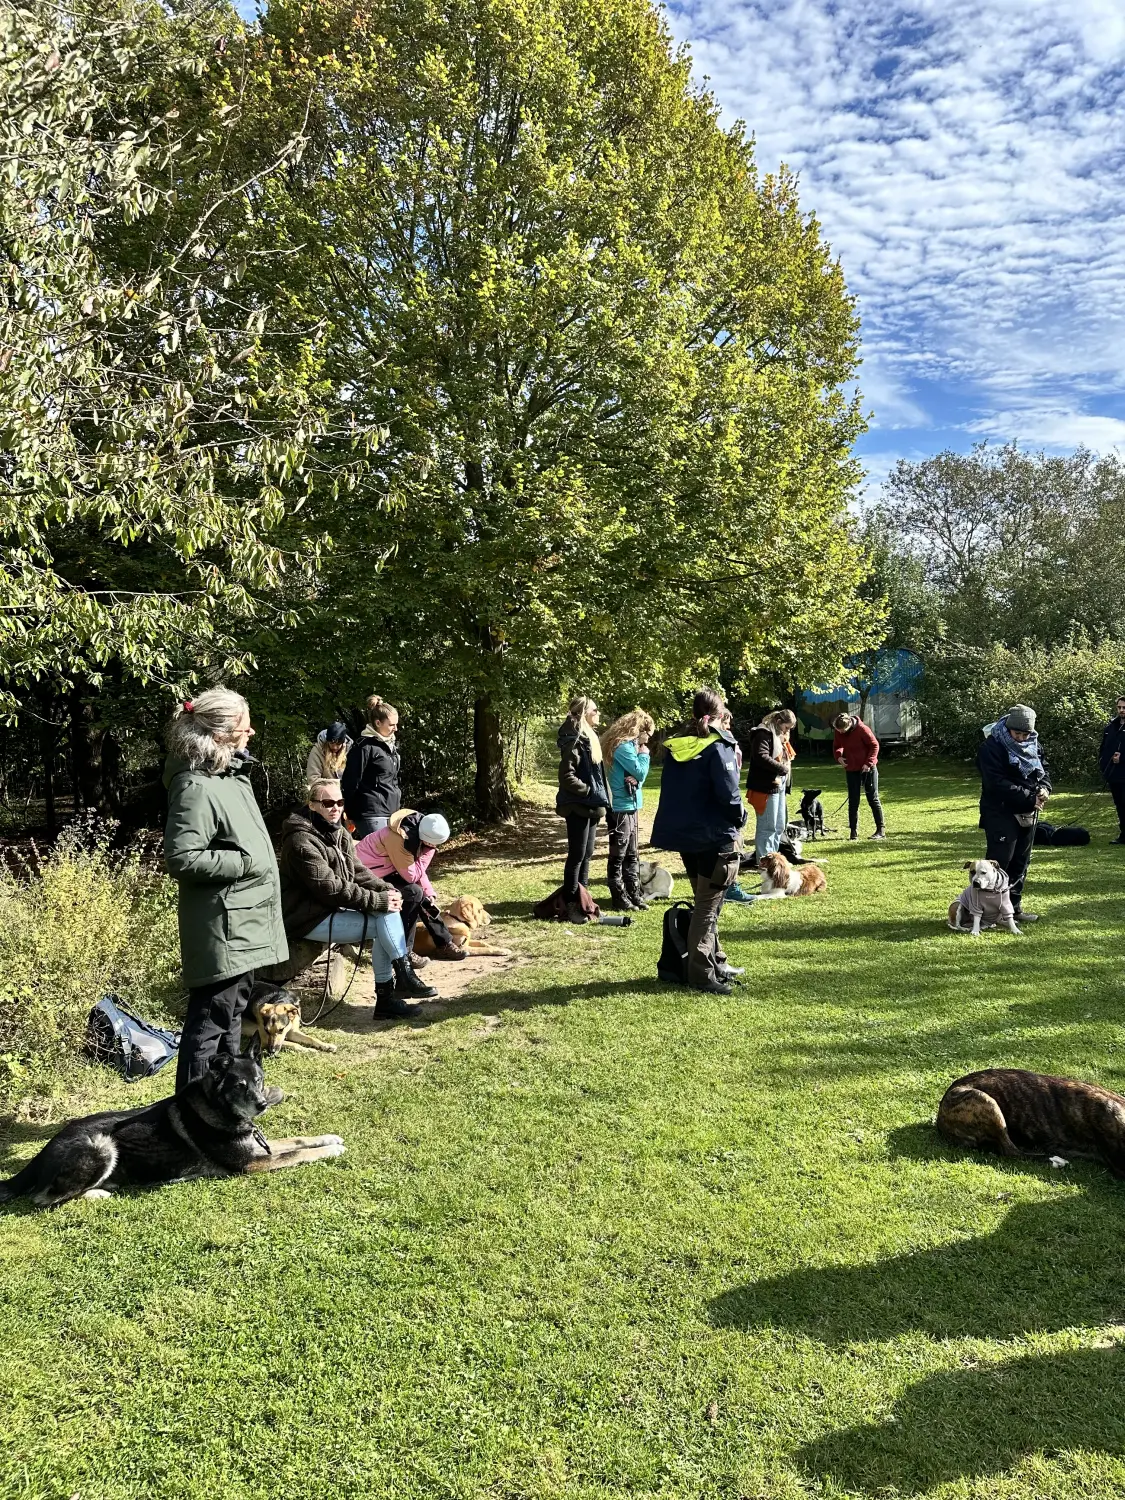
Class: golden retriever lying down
413,895,513,958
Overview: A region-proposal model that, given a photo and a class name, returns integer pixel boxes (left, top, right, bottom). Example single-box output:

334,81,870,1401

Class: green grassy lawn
3,758,1125,1499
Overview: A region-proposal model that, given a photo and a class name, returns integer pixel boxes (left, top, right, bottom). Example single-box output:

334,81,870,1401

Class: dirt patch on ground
306,950,524,1043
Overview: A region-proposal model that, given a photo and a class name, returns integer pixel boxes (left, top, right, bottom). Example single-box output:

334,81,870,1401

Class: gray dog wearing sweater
948,859,1022,936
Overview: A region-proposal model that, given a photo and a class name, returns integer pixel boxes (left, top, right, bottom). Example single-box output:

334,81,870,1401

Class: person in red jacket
833,713,886,840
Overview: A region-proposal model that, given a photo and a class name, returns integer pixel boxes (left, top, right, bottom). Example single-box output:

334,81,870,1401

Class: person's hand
1035,790,1049,808
385,890,403,912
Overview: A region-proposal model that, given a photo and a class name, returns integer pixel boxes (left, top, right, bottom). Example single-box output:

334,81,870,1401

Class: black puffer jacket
555,719,610,819
341,729,401,825
1100,715,1125,785
978,735,1052,827
277,807,394,940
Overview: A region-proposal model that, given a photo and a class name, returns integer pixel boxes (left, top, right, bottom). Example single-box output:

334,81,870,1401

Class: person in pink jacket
355,808,466,960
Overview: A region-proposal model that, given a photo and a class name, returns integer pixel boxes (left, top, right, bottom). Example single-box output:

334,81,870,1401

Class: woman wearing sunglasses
276,777,436,1018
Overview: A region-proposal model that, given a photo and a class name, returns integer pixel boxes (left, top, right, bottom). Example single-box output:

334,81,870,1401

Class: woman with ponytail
341,695,402,837
163,689,288,1087
555,695,611,923
651,689,747,994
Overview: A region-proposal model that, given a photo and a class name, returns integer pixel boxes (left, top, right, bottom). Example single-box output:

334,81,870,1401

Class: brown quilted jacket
277,807,394,940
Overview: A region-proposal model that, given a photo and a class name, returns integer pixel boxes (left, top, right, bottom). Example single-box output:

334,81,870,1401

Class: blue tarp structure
797,649,922,742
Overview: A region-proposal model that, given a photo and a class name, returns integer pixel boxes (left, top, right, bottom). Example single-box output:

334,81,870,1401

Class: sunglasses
315,798,345,808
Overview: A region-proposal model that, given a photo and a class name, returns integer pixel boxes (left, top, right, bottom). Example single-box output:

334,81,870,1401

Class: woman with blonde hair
341,695,402,837
305,720,352,786
601,708,655,910
555,694,611,923
163,688,288,1087
746,708,797,865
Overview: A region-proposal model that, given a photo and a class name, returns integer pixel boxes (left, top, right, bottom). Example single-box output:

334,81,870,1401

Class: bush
920,634,1125,782
0,815,180,1116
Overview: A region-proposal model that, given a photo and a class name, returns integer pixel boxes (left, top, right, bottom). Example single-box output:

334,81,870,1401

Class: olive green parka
163,754,288,988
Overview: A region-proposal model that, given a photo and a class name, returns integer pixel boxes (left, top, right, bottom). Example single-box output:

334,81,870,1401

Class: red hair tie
183,699,195,712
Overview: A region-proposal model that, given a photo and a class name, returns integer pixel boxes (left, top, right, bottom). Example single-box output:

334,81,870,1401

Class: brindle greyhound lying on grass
0,1041,344,1208
938,1069,1125,1177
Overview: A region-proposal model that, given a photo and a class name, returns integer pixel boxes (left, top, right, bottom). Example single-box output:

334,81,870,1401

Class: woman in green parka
163,688,288,1089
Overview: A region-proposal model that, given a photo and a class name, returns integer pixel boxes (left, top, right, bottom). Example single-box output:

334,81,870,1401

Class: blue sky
665,0,1125,488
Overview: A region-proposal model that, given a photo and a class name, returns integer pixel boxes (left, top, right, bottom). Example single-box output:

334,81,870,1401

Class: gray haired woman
163,688,288,1089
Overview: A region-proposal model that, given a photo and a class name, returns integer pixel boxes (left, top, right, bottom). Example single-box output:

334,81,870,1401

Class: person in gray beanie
977,704,1051,921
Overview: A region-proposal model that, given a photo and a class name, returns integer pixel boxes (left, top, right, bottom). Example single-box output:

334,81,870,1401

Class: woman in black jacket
341,695,401,837
556,694,610,923
1100,695,1125,843
978,705,1051,921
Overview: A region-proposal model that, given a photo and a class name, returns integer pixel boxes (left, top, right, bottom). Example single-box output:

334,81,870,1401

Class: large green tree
198,0,875,817
0,0,368,730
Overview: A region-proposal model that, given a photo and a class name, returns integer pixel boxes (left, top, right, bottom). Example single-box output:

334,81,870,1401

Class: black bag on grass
657,900,694,985
85,994,179,1080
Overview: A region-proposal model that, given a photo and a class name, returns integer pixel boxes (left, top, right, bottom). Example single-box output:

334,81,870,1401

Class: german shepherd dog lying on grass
0,1042,344,1209
938,1068,1125,1177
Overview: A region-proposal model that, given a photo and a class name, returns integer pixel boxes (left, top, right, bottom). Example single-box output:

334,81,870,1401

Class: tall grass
0,815,180,1116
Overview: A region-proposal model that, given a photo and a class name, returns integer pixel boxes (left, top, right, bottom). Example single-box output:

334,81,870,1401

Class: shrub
0,815,180,1116
920,634,1125,782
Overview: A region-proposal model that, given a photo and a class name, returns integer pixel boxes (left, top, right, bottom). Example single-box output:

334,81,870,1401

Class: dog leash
303,910,368,1027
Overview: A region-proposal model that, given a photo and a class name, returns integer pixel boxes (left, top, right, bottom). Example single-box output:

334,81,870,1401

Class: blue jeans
301,909,406,982
353,815,390,839
754,789,788,862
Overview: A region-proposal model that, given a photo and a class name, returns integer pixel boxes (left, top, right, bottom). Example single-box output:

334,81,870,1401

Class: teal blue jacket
608,739,651,812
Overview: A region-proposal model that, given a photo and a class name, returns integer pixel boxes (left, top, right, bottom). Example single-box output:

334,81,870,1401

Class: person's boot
689,973,733,995
625,885,650,910
870,829,886,840
607,881,633,912
374,979,421,1019
433,942,468,961
392,956,438,999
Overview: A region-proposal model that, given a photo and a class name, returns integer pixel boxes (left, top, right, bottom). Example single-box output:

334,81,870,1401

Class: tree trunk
474,693,514,824
41,712,56,838
70,684,123,817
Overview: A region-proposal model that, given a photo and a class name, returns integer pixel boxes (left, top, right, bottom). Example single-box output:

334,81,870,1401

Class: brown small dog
245,992,338,1056
937,1068,1125,1176
413,895,513,958
757,851,827,898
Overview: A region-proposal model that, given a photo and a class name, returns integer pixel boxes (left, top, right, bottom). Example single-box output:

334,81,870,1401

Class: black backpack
657,900,694,985
85,994,180,1080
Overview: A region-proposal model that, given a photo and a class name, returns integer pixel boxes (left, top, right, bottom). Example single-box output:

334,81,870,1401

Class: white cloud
667,0,1125,450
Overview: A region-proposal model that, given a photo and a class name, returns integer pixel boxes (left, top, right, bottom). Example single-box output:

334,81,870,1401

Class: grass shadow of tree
798,1344,1125,1494
709,1177,1125,1344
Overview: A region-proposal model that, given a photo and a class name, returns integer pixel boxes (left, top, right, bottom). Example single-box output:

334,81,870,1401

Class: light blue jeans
754,790,788,862
301,909,406,983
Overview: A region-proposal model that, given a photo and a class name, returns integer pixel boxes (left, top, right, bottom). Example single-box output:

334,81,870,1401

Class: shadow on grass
709,1170,1125,1343
318,976,660,1034
0,1120,60,1173
798,1345,1125,1494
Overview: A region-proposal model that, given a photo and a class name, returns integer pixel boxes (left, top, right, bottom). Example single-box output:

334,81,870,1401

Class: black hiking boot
690,975,733,996
393,957,438,999
375,980,421,1019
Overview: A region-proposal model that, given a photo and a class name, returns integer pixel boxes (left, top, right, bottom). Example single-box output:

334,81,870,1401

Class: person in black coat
651,688,747,995
1099,695,1125,844
978,704,1051,921
341,695,402,837
555,695,611,923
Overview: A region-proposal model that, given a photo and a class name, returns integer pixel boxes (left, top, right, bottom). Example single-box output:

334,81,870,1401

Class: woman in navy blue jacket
651,689,747,994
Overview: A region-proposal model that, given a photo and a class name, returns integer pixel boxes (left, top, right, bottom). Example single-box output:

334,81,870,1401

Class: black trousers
680,847,740,986
1112,781,1125,835
177,969,255,1091
383,873,455,951
846,768,884,834
606,810,640,897
563,814,599,898
982,815,1036,912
